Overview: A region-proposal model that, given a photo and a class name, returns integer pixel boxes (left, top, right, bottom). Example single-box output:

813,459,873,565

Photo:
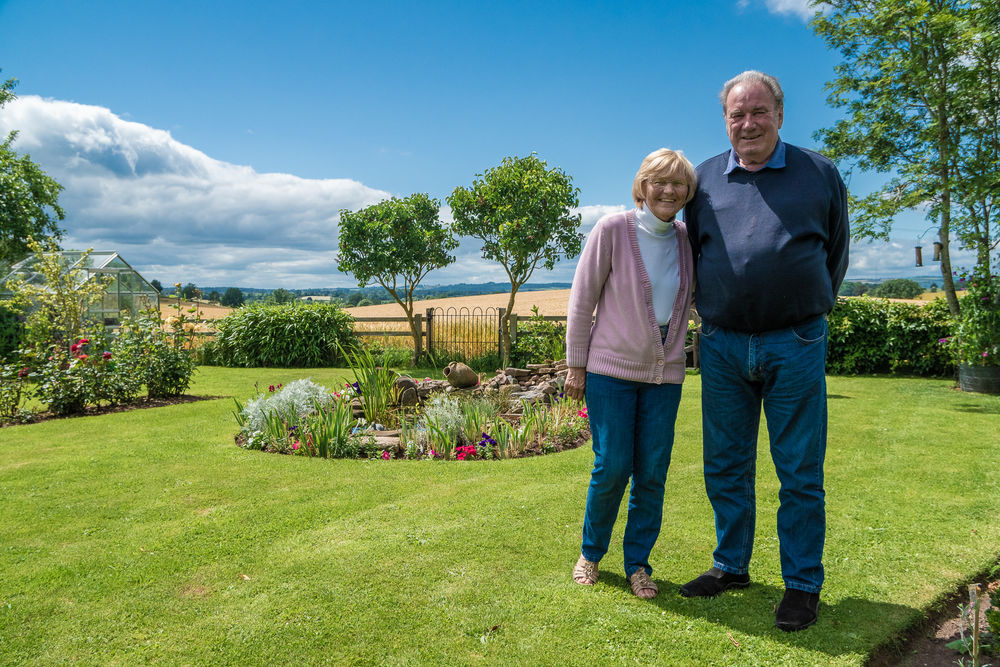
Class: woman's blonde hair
631,148,697,207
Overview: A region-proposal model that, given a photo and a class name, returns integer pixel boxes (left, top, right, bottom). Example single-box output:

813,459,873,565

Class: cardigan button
654,377,662,384
657,359,664,366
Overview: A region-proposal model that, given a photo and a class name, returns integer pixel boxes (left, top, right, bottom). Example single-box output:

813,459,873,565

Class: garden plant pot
958,363,1000,394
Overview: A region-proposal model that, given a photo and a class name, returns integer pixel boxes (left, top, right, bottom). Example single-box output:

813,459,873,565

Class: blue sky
0,0,960,289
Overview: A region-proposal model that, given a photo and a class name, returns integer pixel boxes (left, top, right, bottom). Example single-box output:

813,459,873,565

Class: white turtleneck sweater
634,205,680,326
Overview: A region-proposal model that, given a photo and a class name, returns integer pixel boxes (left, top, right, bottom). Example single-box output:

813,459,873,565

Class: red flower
78,338,89,344
18,367,30,378
102,352,112,360
70,344,80,352
268,385,276,392
77,354,88,360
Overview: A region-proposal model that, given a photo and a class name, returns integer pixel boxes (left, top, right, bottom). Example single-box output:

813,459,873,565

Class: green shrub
827,297,953,376
213,302,356,367
512,307,565,366
0,303,23,362
114,311,196,398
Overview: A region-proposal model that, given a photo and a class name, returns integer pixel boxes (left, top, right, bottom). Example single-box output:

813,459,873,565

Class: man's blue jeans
699,316,828,593
581,372,682,577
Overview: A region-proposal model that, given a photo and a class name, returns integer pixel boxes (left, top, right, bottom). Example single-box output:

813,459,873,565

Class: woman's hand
564,367,587,402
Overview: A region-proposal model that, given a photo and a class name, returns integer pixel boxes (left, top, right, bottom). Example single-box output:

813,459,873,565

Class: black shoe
775,588,819,632
679,567,751,598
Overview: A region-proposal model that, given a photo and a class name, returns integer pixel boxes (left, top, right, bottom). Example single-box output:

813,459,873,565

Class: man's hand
564,367,587,402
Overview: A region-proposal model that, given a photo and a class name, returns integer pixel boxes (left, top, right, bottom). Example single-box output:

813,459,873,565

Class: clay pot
443,361,479,388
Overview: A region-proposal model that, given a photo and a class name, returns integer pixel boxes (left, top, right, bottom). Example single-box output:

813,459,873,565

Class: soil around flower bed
1,394,220,427
869,576,998,667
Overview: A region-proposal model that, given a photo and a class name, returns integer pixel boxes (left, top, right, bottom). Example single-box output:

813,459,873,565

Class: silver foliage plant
240,378,333,433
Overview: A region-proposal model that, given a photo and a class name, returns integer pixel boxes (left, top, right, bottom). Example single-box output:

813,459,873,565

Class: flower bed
232,360,591,461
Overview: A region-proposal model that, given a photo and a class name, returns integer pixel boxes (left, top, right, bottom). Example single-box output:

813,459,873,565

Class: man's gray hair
719,71,784,113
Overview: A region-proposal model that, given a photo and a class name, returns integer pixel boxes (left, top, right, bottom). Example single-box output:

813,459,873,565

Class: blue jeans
699,316,828,593
581,372,682,577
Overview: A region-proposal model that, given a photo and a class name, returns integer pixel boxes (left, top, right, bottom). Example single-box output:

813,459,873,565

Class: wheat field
344,289,571,318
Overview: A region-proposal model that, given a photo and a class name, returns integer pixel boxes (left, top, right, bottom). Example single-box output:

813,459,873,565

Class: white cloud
0,95,389,287
738,0,819,21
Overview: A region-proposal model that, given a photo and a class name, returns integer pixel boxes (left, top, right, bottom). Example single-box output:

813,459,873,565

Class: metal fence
426,306,504,361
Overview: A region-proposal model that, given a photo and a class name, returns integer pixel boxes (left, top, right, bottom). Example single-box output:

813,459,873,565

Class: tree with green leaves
1,76,65,266
149,279,163,293
3,238,112,352
448,154,583,359
268,288,296,305
811,0,1000,316
221,287,244,307
181,283,199,300
338,193,457,354
872,278,924,299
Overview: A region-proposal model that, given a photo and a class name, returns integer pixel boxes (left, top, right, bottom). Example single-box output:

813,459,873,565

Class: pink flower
292,441,300,450
268,385,275,392
984,351,989,358
79,338,89,344
18,367,30,378
429,449,438,458
381,450,390,460
577,408,588,419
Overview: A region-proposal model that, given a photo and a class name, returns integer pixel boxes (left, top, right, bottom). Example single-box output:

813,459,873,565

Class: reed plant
339,343,398,427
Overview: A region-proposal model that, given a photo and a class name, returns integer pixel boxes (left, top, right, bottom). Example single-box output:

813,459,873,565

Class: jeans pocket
791,316,827,344
701,321,719,338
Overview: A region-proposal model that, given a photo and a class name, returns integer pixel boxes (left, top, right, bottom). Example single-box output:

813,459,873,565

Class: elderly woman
565,148,696,599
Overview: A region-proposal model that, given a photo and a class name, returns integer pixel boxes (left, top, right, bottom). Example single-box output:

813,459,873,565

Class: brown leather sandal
628,568,658,599
573,555,599,585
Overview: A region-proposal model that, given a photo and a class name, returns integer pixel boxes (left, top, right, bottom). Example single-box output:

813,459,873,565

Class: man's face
724,82,783,168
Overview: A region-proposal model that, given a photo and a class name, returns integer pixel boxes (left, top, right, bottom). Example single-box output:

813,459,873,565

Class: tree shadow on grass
950,401,1000,414
599,572,918,660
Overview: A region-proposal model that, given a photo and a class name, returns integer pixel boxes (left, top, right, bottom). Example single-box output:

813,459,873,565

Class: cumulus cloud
0,95,389,286
2,95,956,291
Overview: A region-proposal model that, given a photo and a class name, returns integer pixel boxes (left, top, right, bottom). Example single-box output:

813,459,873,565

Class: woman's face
641,172,688,222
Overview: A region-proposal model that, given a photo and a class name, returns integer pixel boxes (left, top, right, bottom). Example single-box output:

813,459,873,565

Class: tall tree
448,154,582,359
0,76,65,266
811,0,1000,315
338,193,457,354
221,287,244,307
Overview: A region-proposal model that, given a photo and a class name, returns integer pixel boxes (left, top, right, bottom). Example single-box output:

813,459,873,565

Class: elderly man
680,71,849,632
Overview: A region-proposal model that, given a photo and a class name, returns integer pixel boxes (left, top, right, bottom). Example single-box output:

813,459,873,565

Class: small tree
149,279,163,293
338,193,457,354
1,76,65,265
448,154,583,359
221,287,244,307
3,238,112,352
269,288,296,305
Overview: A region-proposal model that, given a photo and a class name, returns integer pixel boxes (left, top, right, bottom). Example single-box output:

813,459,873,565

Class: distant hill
199,281,573,305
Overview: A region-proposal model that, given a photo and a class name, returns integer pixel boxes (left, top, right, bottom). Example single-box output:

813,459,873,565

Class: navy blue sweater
684,142,849,333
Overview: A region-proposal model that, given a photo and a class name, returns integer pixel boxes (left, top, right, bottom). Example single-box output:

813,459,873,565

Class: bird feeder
915,246,923,267
933,241,943,261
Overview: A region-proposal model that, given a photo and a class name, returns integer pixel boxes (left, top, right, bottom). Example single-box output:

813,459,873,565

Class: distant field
345,288,572,318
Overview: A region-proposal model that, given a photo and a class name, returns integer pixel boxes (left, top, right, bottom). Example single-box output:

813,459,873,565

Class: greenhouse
1,250,159,326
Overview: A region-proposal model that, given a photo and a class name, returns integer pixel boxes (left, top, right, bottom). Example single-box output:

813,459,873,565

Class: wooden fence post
425,307,435,360
413,312,423,365
498,307,506,362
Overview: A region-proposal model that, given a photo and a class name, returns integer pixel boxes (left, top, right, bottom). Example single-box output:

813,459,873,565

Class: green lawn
2,368,998,665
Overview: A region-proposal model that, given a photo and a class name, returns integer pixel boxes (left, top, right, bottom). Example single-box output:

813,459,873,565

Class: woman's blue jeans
580,372,682,577
699,316,828,593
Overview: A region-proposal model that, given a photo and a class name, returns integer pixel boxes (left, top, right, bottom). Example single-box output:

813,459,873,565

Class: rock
398,387,418,406
444,361,479,388
504,367,532,377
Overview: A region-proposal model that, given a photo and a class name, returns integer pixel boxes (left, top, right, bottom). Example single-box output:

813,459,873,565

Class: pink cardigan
565,209,694,385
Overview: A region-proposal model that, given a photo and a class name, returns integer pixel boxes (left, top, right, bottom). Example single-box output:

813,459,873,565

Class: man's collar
724,140,786,174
